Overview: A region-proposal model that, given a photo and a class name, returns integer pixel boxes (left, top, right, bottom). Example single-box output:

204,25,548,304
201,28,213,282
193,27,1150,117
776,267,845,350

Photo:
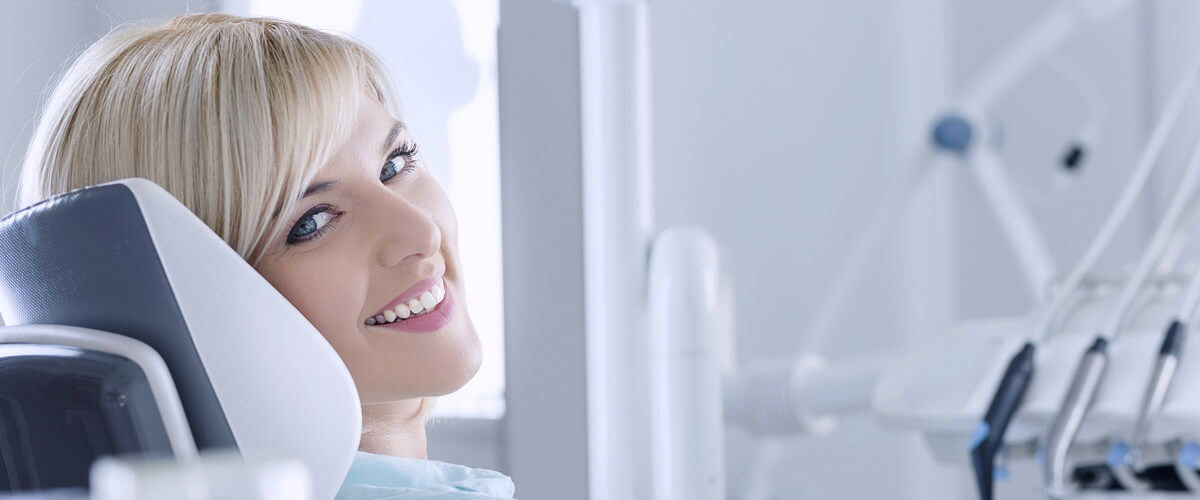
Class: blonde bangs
20,13,399,266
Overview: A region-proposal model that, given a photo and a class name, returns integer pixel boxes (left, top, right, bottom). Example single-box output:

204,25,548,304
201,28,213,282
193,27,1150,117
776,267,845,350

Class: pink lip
374,288,456,333
369,262,446,319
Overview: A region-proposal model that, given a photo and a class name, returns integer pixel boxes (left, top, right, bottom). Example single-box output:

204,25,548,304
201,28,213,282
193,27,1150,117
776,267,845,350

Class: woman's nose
374,195,442,269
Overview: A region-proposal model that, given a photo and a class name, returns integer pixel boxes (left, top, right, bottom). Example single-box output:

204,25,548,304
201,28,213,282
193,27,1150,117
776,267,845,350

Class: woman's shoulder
336,451,516,500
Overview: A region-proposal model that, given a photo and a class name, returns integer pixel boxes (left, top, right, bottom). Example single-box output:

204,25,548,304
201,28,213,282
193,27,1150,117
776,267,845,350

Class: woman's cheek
265,254,366,336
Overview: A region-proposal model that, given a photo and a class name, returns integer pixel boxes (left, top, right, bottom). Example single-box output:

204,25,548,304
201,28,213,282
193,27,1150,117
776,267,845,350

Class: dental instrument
1040,102,1200,499
968,56,1200,500
1107,259,1200,492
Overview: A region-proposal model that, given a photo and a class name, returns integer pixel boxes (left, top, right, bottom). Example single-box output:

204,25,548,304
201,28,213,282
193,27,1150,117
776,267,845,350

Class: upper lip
369,262,446,319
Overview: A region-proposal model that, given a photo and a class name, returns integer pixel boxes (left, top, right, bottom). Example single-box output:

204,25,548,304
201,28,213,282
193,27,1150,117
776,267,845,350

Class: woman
19,12,511,499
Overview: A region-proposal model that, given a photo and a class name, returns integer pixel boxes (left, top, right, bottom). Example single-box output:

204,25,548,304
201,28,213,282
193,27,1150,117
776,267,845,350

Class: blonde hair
20,13,398,266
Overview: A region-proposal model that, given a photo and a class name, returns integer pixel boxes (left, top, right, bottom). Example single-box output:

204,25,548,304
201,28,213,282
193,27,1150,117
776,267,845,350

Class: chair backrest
0,324,194,492
0,178,360,500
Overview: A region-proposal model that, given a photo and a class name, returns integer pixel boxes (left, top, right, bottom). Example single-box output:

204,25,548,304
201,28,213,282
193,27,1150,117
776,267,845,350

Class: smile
366,277,447,325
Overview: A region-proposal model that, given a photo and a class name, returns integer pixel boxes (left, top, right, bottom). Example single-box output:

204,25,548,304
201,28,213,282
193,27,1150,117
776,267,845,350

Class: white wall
0,1,198,211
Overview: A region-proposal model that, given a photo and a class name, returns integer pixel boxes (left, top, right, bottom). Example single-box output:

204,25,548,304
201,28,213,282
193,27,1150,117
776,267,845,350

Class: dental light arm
1042,112,1200,499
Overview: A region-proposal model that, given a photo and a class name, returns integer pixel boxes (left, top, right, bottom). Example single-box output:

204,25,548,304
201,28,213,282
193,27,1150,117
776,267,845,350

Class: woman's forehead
307,112,406,189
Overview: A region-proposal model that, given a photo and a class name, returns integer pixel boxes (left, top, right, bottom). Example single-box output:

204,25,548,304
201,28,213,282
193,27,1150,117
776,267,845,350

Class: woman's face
255,93,481,404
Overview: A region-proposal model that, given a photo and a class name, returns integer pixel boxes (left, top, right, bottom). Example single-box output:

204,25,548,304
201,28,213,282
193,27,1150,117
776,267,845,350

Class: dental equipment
1041,101,1200,498
0,179,361,499
648,227,727,500
741,1,1145,494
1107,258,1200,492
746,0,1149,498
968,53,1200,500
745,0,1141,491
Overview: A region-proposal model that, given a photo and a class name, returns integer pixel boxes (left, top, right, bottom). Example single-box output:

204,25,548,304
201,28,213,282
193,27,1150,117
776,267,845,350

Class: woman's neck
358,398,427,459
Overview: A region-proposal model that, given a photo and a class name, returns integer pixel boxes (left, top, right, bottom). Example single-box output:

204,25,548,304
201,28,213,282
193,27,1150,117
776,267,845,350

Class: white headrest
0,178,361,500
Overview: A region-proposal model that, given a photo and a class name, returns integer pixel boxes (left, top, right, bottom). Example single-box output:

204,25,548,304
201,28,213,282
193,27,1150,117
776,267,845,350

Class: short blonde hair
20,13,398,266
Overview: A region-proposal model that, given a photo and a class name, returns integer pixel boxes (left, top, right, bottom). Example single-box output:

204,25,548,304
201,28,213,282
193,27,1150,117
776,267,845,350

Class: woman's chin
430,350,483,396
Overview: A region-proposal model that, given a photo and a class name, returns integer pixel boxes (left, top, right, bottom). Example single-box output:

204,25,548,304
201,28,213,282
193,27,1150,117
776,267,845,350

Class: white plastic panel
121,179,360,500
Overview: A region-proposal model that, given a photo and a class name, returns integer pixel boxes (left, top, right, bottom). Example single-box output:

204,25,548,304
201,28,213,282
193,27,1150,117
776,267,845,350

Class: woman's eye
381,142,420,182
380,157,405,182
287,207,338,244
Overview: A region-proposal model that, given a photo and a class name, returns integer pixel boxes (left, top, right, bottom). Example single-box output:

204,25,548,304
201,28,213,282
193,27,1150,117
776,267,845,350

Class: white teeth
366,278,448,325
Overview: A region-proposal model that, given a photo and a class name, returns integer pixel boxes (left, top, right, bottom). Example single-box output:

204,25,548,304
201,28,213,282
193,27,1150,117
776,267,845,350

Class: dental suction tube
968,60,1200,500
1042,105,1200,499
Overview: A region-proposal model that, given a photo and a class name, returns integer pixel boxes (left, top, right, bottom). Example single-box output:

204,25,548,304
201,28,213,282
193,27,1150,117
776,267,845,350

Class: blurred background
4,0,1200,498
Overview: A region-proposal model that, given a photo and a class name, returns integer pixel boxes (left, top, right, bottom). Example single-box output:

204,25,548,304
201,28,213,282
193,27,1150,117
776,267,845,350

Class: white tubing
1031,62,1200,342
1101,134,1200,338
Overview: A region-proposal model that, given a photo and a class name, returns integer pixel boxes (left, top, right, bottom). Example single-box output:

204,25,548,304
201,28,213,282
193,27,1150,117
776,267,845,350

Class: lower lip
372,288,456,333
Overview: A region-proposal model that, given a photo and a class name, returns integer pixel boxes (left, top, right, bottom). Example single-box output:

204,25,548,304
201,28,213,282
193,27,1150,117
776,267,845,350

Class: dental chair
0,179,361,499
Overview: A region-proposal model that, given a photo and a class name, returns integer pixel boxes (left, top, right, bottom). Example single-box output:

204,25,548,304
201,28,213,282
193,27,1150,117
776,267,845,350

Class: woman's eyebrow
272,180,340,219
381,120,407,155
302,180,339,199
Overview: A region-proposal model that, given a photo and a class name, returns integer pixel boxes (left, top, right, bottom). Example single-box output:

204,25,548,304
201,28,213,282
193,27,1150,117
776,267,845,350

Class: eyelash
387,142,421,174
285,141,421,245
